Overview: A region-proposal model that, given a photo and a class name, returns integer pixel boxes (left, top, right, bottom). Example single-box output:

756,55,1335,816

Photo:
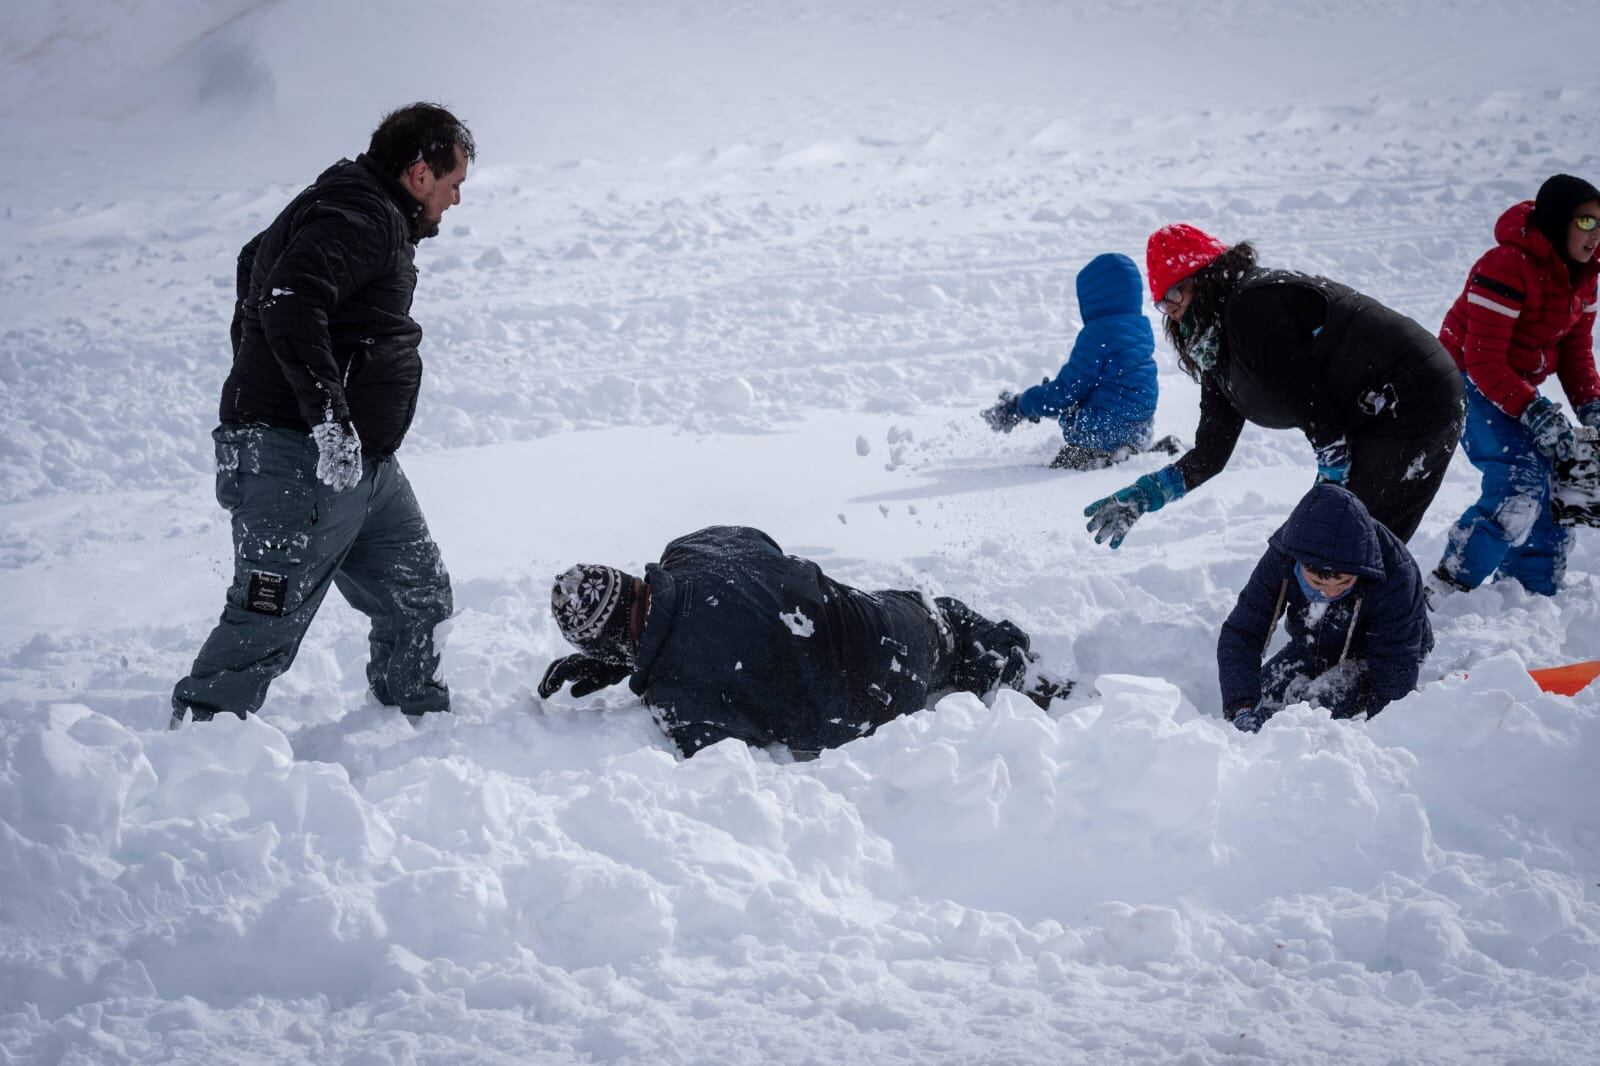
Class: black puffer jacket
629,526,954,756
1176,269,1462,490
220,155,429,458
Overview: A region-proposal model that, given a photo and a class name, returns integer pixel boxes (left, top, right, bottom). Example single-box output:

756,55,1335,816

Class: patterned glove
1230,705,1268,733
1083,466,1185,549
1576,400,1600,432
981,391,1026,433
1313,437,1351,484
1520,396,1579,462
311,418,363,492
538,654,632,699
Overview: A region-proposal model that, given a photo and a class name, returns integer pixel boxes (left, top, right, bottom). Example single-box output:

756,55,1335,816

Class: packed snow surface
3,1,1600,1062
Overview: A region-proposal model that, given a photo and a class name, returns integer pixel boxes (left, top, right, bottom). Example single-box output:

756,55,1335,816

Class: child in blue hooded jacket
982,252,1174,468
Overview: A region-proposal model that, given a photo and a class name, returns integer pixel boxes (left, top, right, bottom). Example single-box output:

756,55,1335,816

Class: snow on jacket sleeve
1175,373,1246,492
1016,328,1108,420
256,203,396,426
1555,279,1600,409
1355,548,1431,714
1217,548,1289,712
1457,244,1539,417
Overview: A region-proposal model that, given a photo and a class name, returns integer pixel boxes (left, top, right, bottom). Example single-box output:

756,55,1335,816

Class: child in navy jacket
983,252,1173,468
1218,484,1432,732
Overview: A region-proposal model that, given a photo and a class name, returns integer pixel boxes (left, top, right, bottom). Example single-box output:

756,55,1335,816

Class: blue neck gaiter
1296,565,1355,604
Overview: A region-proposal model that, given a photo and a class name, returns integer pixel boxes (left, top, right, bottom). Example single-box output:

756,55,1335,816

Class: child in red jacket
1432,174,1600,598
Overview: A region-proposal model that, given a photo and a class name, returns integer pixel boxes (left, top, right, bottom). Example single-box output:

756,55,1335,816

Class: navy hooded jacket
1015,253,1158,450
1217,485,1432,718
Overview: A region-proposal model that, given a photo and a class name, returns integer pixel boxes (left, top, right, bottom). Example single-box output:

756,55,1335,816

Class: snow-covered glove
1230,705,1268,733
980,391,1027,433
1577,400,1600,432
311,418,363,492
1083,466,1186,549
538,654,631,699
1520,396,1579,462
1313,437,1351,485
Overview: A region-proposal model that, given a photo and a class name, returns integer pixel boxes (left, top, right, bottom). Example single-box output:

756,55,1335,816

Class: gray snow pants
172,424,452,724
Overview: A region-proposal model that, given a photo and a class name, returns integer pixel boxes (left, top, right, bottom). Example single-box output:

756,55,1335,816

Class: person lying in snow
537,525,1070,758
1217,484,1432,733
980,252,1181,469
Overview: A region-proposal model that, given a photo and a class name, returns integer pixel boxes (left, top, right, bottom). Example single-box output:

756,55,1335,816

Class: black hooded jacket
628,526,954,756
1218,484,1432,717
219,155,429,457
1177,269,1463,491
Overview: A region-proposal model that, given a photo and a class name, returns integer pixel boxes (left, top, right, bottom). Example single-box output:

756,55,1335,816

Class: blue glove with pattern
1521,396,1579,461
1229,704,1268,733
1313,437,1351,484
1084,466,1186,549
1576,400,1600,432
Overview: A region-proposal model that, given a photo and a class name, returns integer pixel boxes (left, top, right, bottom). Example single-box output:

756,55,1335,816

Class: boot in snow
1018,667,1075,710
1424,564,1471,610
1147,434,1185,457
1051,443,1134,470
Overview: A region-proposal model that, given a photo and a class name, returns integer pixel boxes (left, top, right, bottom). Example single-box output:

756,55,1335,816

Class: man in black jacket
537,526,1070,758
172,103,474,725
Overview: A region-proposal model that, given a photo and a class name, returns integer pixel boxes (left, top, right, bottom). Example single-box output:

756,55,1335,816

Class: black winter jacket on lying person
1175,269,1464,489
628,526,1028,757
1218,484,1432,720
220,155,430,458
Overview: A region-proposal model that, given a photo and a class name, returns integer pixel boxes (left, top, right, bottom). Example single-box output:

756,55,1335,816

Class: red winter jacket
1439,201,1600,417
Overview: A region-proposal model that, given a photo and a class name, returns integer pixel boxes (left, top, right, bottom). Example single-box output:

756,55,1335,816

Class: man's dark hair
1164,241,1258,381
367,102,477,179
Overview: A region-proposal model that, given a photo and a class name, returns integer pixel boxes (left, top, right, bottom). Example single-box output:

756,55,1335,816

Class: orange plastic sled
1528,660,1600,697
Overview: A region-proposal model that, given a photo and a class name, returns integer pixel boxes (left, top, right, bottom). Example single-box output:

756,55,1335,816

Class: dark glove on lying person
538,654,632,699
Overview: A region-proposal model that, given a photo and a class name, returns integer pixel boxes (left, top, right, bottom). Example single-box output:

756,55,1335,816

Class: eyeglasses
1155,282,1189,316
1573,215,1600,233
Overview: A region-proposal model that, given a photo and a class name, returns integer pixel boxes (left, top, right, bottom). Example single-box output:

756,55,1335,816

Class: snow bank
6,0,1600,1060
3,660,1597,1060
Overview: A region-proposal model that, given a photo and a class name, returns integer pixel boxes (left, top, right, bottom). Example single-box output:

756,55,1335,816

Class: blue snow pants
172,424,453,723
1059,407,1153,454
1439,380,1570,595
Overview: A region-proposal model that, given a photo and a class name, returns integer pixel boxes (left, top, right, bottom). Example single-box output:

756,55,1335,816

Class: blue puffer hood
1076,252,1145,322
1268,484,1386,579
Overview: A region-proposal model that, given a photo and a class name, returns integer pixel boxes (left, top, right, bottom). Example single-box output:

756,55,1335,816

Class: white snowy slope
3,1,1600,1062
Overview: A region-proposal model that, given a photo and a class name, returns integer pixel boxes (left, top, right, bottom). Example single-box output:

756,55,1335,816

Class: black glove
538,654,632,699
980,391,1026,433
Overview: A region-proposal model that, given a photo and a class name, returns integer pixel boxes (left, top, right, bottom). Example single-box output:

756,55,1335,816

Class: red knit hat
1145,223,1230,302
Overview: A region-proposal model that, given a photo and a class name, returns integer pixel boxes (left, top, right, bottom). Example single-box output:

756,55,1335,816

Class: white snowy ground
4,1,1600,1062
